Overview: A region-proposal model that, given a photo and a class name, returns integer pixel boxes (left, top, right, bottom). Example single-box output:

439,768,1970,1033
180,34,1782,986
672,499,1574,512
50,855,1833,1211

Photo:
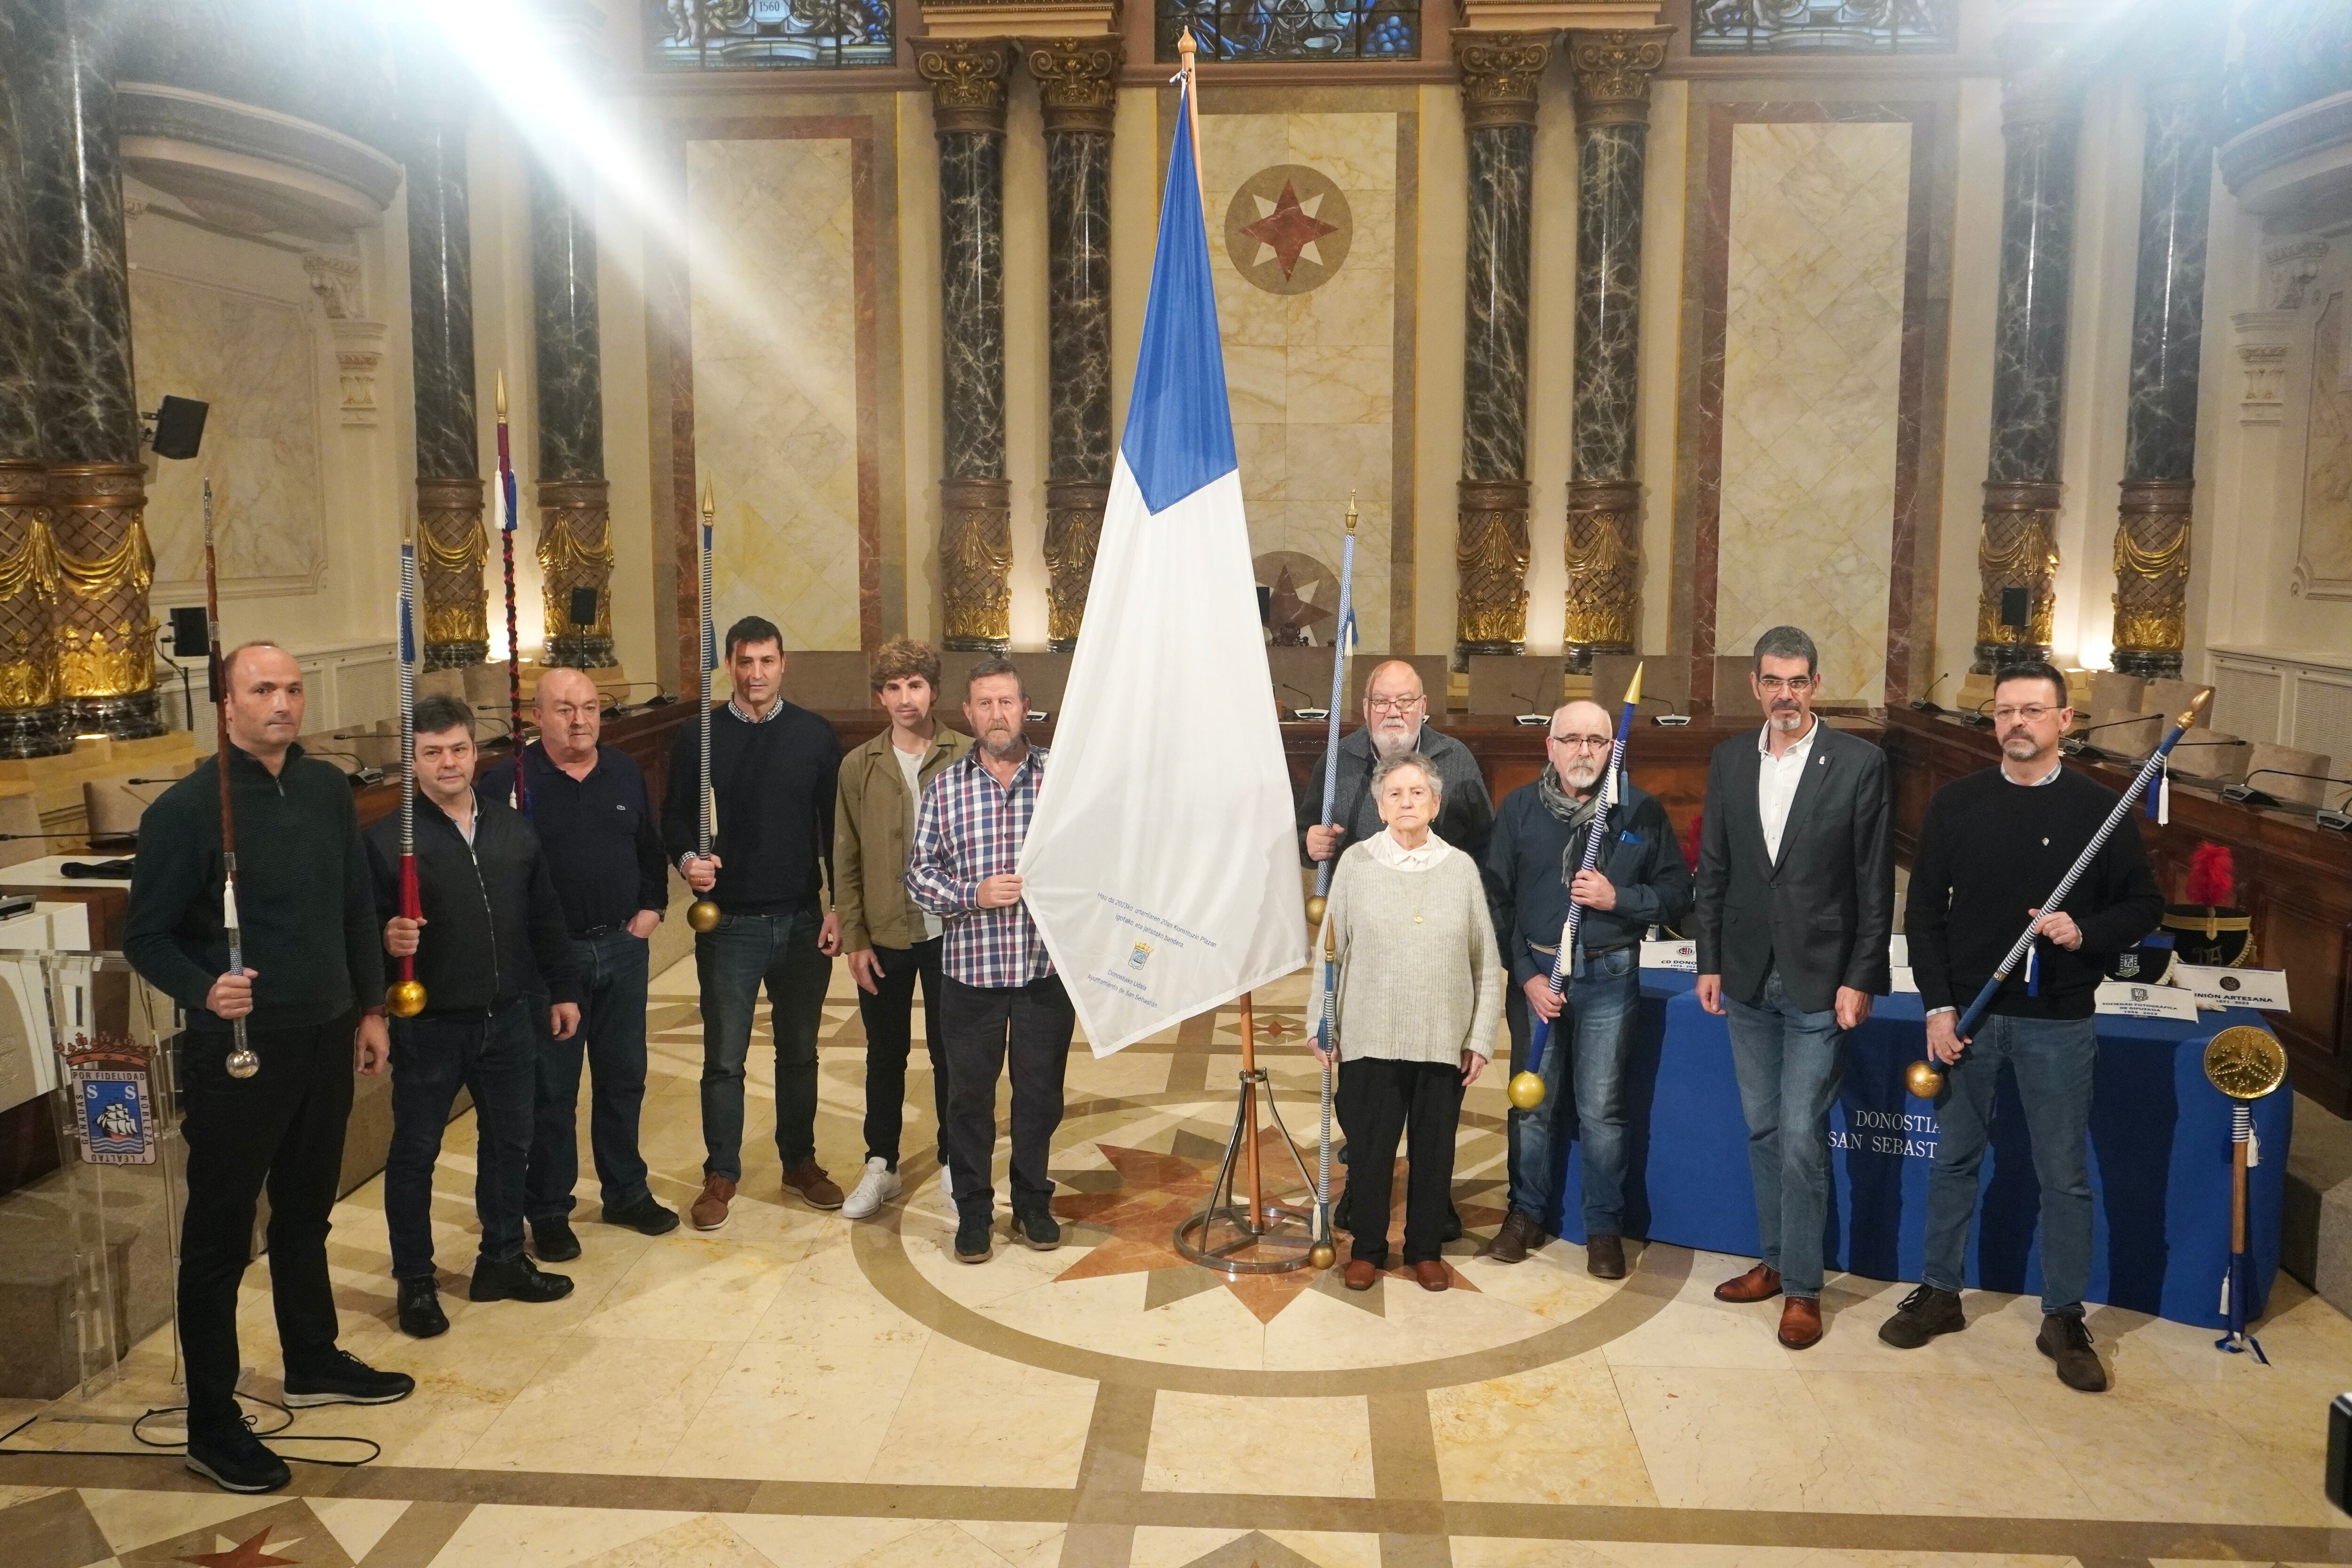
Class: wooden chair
1467,655,1562,718
84,765,191,840
779,651,873,712
2172,728,2250,785
0,790,43,870
2088,670,2145,716
2242,742,2331,807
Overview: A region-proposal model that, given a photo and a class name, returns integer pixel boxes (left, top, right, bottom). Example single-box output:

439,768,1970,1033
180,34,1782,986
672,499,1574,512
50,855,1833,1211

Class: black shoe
601,1193,682,1235
530,1215,582,1262
1879,1285,1965,1350
1442,1205,1463,1244
954,1210,994,1264
184,1420,290,1494
2038,1311,2109,1392
468,1253,575,1304
397,1276,448,1339
282,1347,415,1408
1333,1189,1353,1233
1011,1204,1061,1251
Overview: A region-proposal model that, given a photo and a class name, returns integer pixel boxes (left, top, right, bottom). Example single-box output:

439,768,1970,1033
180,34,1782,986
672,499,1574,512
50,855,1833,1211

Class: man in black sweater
127,642,412,1494
1883,661,2161,1393
369,695,581,1338
662,615,844,1230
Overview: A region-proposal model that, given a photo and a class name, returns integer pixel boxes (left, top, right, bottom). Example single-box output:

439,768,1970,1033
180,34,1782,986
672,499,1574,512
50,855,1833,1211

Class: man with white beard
1480,702,1689,1276
1299,660,1493,868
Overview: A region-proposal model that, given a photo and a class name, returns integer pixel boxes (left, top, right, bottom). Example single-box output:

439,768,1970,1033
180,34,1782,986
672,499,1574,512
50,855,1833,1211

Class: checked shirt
905,745,1055,987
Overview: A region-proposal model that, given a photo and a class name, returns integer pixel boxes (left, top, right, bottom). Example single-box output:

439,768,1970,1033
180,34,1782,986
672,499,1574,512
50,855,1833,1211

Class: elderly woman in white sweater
1314,750,1505,1292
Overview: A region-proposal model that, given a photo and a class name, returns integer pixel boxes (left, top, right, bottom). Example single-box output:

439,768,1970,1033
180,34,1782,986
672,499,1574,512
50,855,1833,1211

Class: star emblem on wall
1223,163,1354,296
1241,180,1339,280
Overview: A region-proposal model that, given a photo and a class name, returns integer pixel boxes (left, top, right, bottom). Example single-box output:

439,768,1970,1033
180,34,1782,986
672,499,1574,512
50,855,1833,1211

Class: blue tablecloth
1537,972,2289,1327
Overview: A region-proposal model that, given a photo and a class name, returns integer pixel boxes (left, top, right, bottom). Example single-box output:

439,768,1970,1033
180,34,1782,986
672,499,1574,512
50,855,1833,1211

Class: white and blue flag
1019,82,1306,1057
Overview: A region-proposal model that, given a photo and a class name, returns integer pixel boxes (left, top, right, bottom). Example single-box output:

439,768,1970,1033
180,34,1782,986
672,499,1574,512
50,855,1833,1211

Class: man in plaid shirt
906,657,1073,1264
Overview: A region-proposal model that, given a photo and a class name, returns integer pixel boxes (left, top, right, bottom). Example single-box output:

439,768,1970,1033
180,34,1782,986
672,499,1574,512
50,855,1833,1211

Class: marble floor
1,956,2347,1568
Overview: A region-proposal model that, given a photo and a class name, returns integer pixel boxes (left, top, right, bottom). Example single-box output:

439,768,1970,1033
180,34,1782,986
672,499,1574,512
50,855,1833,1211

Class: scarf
1365,826,1453,874
1538,762,1605,888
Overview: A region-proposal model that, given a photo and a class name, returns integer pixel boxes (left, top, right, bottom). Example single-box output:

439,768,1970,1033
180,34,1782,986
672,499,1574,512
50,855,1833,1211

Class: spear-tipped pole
687,478,721,933
203,480,258,1080
495,371,528,815
389,517,427,1018
1912,687,2216,1096
1509,663,1643,1111
1176,28,1206,223
1304,495,1357,1267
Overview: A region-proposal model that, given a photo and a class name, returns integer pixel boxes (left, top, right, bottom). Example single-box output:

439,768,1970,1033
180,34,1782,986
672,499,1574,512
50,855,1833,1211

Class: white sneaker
841,1156,902,1220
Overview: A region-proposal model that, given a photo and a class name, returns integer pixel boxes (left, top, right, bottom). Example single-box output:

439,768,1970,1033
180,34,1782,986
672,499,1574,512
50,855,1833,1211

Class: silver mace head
226,1040,258,1079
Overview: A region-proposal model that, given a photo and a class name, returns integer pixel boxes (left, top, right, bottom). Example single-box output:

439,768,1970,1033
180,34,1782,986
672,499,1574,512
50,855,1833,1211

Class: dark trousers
177,1011,357,1430
1337,1056,1464,1267
526,930,653,1218
939,973,1072,1218
384,998,537,1281
860,939,948,1170
695,909,830,1180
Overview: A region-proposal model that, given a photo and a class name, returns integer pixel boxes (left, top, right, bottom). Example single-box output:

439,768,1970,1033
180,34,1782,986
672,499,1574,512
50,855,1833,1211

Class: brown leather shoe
1413,1260,1449,1292
781,1159,844,1210
1586,1234,1627,1280
1714,1262,1782,1303
690,1174,736,1232
1778,1296,1823,1349
1343,1259,1379,1291
1479,1210,1545,1265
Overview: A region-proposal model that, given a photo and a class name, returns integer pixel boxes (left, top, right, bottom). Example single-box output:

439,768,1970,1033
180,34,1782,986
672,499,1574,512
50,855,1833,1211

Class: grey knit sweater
1327,838,1506,1067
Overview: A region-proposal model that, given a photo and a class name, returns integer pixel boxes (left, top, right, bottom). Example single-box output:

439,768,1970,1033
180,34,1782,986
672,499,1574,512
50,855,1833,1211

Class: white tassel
2248,1127,2260,1168
2158,769,2170,826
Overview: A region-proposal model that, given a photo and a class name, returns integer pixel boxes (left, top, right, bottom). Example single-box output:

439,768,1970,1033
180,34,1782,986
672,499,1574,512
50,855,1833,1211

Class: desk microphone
1640,693,1691,727
2223,768,2352,830
302,750,386,787
1909,672,1952,714
1510,686,1549,726
1964,695,1996,729
2060,714,2173,759
1278,682,1326,719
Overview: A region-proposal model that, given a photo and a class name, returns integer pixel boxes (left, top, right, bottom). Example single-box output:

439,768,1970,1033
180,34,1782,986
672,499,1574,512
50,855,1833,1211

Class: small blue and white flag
1019,80,1306,1057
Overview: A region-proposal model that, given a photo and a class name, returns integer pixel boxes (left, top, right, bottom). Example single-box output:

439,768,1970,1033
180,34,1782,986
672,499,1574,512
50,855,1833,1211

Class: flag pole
203,480,258,1081
1176,28,1206,223
495,371,529,815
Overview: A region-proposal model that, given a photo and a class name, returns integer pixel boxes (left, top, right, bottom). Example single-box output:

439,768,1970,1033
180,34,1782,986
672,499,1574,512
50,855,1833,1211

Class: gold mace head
1344,493,1358,534
2202,1024,2287,1100
688,899,723,933
1309,1242,1337,1270
1905,1059,1946,1100
1304,893,1327,928
494,369,508,420
1622,661,1645,711
1507,1070,1547,1110
700,476,715,521
387,978,428,1019
2176,686,2214,731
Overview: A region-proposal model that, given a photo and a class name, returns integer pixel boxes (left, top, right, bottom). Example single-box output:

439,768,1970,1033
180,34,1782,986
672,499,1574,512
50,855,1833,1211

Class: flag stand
1174,990,1322,1275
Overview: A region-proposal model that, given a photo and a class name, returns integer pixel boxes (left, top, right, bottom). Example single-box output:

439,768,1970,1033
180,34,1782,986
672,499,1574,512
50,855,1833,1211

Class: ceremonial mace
494,372,528,815
1907,686,2213,1099
1509,664,1643,1112
686,478,721,933
387,519,427,1018
202,480,259,1081
2204,1023,2286,1360
1303,496,1359,1272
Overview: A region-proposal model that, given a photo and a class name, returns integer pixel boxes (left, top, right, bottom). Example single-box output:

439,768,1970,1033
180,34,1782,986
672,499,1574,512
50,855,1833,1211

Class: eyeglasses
1549,734,1612,750
1991,704,2061,724
1367,695,1425,713
1756,675,1816,694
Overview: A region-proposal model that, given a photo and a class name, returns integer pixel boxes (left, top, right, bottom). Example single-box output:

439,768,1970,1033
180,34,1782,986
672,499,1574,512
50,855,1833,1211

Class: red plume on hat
2186,842,2234,907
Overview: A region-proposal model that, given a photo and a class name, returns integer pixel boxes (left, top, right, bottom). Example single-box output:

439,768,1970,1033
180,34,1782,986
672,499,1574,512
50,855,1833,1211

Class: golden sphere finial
1904,1059,1946,1100
1507,1071,1546,1110
688,899,723,933
387,979,428,1019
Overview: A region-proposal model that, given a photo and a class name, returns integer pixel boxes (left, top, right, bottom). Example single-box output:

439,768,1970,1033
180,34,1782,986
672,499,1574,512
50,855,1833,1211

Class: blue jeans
1723,968,1846,1298
385,997,538,1281
696,908,830,1181
526,929,653,1219
1923,1012,2097,1315
1505,947,1639,1233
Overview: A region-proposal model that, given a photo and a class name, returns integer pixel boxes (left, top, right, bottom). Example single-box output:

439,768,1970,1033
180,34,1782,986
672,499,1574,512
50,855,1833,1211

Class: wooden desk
1880,707,2352,1115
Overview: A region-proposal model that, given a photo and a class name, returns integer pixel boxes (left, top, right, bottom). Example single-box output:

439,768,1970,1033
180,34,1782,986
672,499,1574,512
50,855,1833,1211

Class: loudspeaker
1999,586,2029,630
150,396,209,461
168,606,208,657
569,586,599,629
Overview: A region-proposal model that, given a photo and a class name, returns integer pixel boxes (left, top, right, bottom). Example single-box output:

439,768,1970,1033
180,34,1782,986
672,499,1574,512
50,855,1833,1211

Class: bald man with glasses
1299,659,1493,868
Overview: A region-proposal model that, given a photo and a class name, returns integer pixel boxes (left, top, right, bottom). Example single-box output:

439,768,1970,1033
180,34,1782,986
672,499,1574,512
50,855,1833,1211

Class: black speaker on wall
1999,586,2030,631
168,606,209,658
150,396,209,461
569,586,599,629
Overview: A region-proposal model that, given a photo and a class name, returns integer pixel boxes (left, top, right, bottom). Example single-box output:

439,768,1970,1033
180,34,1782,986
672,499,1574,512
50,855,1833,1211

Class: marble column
2110,65,2217,679
917,38,1014,652
407,116,489,669
1028,37,1120,652
530,160,615,669
1452,31,1547,658
0,41,65,756
1973,45,2082,673
1563,28,1670,672
21,0,159,739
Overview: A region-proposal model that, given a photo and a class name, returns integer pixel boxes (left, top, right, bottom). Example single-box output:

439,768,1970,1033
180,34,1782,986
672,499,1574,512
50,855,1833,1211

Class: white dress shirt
1756,716,1820,864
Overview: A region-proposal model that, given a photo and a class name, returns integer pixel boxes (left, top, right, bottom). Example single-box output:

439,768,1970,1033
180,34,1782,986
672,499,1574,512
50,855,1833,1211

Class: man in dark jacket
127,641,411,1495
1482,701,1691,1278
661,615,843,1230
1299,658,1492,867
1879,661,2161,1392
369,695,580,1338
1693,626,1893,1350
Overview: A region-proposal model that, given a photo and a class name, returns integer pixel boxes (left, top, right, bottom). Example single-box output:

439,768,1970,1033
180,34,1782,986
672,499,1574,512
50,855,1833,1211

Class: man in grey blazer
1693,626,1893,1350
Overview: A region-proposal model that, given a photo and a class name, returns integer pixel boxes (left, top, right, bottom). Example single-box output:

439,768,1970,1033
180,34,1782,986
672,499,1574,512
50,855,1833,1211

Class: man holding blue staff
1883,660,2161,1392
1481,700,1690,1278
1694,625,1892,1350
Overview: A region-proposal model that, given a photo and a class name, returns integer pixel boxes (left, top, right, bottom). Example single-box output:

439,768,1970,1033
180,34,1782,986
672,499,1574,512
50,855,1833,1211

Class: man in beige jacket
834,637,972,1218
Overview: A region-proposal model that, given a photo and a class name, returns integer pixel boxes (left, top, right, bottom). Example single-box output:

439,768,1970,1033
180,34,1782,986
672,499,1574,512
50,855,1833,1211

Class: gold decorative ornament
1563,478,1640,654
387,978,428,1018
1453,30,1549,130
1974,480,2059,658
0,462,62,719
1457,479,1531,653
1906,1058,1946,1100
1304,893,1327,929
538,477,617,667
416,475,488,667
1507,1070,1547,1111
914,38,1015,135
941,476,1013,651
1043,479,1107,650
2111,478,2192,668
1025,37,1122,136
688,898,722,933
1566,27,1675,128
2202,1025,2286,1101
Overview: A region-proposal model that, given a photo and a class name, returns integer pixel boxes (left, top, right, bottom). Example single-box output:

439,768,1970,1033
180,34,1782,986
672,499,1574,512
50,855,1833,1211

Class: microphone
1963,695,1996,729
1640,692,1691,727
2060,714,2173,759
1510,686,1549,726
1909,672,1952,714
1279,682,1327,719
595,681,670,714
301,749,387,787
2222,769,2352,829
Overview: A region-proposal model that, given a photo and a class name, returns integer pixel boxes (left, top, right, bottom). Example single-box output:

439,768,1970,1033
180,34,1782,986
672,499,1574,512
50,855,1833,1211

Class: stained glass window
648,0,897,70
1692,0,1953,54
1156,0,1420,63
